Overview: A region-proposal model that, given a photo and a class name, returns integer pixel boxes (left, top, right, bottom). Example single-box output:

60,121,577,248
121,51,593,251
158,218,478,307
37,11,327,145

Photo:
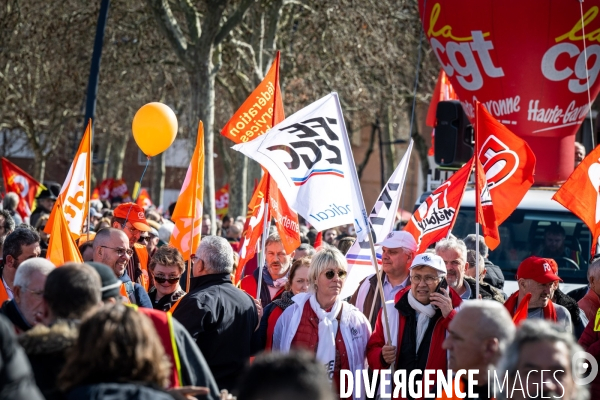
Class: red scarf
504,291,557,325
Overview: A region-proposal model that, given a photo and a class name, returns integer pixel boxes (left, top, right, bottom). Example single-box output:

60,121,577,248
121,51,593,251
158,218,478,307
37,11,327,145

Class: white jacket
273,292,372,400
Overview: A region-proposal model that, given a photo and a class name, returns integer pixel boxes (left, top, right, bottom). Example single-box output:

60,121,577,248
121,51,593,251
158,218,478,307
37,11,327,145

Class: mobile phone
431,277,448,310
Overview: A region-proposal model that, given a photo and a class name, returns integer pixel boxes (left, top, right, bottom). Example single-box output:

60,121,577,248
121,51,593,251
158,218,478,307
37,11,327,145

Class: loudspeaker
434,100,474,167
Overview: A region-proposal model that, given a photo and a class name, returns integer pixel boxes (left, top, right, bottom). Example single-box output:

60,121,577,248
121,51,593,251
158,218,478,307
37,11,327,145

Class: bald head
92,228,131,277
443,300,516,372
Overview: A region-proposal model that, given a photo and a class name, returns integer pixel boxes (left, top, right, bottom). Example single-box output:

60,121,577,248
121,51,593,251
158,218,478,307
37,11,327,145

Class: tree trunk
228,150,247,219
383,105,397,181
152,151,165,208
33,155,45,183
189,66,217,234
110,134,129,180
99,136,112,181
407,101,429,191
247,158,262,200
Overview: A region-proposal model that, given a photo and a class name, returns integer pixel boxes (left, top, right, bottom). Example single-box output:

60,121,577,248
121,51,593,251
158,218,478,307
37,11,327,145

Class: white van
417,186,590,295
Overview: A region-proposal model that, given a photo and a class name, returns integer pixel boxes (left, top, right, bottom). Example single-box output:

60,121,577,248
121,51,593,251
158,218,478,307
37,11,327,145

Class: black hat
86,262,121,301
36,188,57,200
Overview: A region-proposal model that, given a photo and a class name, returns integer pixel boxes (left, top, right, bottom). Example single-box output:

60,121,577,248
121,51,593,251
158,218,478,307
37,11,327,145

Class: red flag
1,158,42,220
553,143,600,255
136,188,153,209
475,157,500,249
111,179,131,202
404,160,473,252
215,184,229,219
94,178,114,201
235,175,269,284
475,102,536,226
314,231,323,249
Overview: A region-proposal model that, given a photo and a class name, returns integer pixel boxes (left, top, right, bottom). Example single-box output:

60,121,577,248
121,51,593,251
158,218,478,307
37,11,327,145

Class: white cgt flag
233,93,369,240
340,140,414,299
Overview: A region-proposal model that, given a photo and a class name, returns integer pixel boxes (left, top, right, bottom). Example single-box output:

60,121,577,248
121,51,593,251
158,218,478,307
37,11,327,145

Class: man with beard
92,228,151,308
110,203,152,291
436,238,501,301
504,256,572,332
0,210,15,261
241,233,295,307
0,228,41,304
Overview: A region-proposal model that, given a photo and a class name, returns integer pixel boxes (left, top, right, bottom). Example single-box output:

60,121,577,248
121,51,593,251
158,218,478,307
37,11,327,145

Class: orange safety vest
134,243,150,291
127,304,183,388
0,280,10,305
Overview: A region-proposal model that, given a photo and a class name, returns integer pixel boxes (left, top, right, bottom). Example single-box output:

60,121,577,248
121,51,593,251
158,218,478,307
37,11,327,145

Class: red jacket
265,306,284,350
578,318,600,399
367,286,462,400
290,301,350,399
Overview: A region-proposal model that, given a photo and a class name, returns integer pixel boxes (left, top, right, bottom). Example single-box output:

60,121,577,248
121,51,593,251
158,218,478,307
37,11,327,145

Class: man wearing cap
350,230,416,329
504,256,572,333
111,203,152,291
29,188,56,229
367,253,462,398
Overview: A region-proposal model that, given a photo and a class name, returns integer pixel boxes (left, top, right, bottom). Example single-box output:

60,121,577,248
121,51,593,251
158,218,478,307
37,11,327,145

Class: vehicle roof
459,186,569,212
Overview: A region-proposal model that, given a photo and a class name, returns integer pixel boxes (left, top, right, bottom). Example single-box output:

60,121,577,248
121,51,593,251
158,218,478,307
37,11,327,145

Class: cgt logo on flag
266,116,344,186
479,135,519,190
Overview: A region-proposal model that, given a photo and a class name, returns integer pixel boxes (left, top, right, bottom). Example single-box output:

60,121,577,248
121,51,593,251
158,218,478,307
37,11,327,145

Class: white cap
376,231,417,252
409,253,446,274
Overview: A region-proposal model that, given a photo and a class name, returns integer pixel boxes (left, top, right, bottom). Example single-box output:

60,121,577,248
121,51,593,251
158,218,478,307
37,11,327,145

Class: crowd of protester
0,187,596,400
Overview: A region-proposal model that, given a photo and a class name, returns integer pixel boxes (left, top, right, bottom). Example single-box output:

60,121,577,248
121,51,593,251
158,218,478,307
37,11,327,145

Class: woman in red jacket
252,257,311,352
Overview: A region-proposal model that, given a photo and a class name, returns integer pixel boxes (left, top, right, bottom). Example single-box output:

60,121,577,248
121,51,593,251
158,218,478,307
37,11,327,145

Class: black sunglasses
324,269,347,280
154,276,180,284
138,236,150,243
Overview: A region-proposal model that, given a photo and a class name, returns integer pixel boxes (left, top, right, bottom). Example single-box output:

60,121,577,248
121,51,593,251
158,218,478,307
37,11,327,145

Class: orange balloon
132,102,178,157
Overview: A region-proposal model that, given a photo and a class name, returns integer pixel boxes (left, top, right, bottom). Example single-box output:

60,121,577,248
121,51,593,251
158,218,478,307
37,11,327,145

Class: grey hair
2,192,19,211
435,238,468,263
466,250,486,271
265,233,282,248
463,234,489,258
458,300,515,355
14,258,56,288
496,319,589,400
588,257,600,279
196,236,233,274
308,247,347,293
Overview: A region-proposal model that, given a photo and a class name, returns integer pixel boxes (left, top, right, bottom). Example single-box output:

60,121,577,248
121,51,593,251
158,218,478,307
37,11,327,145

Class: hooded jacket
172,273,258,392
19,320,78,400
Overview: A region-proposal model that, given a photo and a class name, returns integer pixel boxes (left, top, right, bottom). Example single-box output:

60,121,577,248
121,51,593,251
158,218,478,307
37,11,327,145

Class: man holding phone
366,253,462,397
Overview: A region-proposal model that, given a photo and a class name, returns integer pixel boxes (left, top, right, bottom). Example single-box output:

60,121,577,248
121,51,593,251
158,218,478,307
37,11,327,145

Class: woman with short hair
272,248,371,399
148,245,186,312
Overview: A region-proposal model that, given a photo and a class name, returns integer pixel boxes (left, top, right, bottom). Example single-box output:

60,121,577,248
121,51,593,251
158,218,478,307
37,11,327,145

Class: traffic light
434,100,474,167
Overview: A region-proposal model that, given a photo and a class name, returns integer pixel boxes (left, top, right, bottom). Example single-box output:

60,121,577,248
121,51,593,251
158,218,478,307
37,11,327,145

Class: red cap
113,203,151,232
516,256,562,284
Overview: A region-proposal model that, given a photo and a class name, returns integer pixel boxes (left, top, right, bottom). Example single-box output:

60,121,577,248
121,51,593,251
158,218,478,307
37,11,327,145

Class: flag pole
187,122,203,293
87,119,92,243
475,223,480,300
256,202,270,300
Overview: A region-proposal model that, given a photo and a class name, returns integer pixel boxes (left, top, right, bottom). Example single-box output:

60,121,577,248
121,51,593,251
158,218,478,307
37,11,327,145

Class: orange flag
136,188,153,209
404,159,472,252
475,102,536,226
45,120,92,240
553,143,600,255
170,122,204,259
46,204,83,265
1,158,43,220
235,174,269,284
221,51,300,254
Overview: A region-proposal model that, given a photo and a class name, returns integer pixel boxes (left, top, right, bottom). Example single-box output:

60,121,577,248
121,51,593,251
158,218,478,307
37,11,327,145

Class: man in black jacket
173,235,258,393
464,234,505,290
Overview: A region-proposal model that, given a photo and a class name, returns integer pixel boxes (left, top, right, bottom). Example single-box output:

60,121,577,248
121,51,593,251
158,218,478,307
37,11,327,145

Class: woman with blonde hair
58,304,182,399
272,247,371,400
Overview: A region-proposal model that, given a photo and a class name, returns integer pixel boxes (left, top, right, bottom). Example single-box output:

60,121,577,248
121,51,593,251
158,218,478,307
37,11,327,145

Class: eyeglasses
154,276,181,284
100,246,133,257
410,275,440,284
138,236,150,243
324,269,347,280
22,287,44,296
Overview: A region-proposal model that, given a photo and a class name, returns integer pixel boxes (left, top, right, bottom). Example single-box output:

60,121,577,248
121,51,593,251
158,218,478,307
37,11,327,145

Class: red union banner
419,0,600,185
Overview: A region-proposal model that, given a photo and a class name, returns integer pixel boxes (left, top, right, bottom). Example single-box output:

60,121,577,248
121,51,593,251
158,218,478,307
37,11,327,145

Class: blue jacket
119,272,152,308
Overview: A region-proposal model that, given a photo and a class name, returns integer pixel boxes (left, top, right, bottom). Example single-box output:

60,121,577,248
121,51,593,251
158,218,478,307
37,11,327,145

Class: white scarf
273,277,288,288
309,294,342,381
407,290,436,351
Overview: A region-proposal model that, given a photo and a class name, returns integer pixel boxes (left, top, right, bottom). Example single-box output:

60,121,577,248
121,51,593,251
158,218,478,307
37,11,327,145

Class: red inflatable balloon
420,0,600,185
